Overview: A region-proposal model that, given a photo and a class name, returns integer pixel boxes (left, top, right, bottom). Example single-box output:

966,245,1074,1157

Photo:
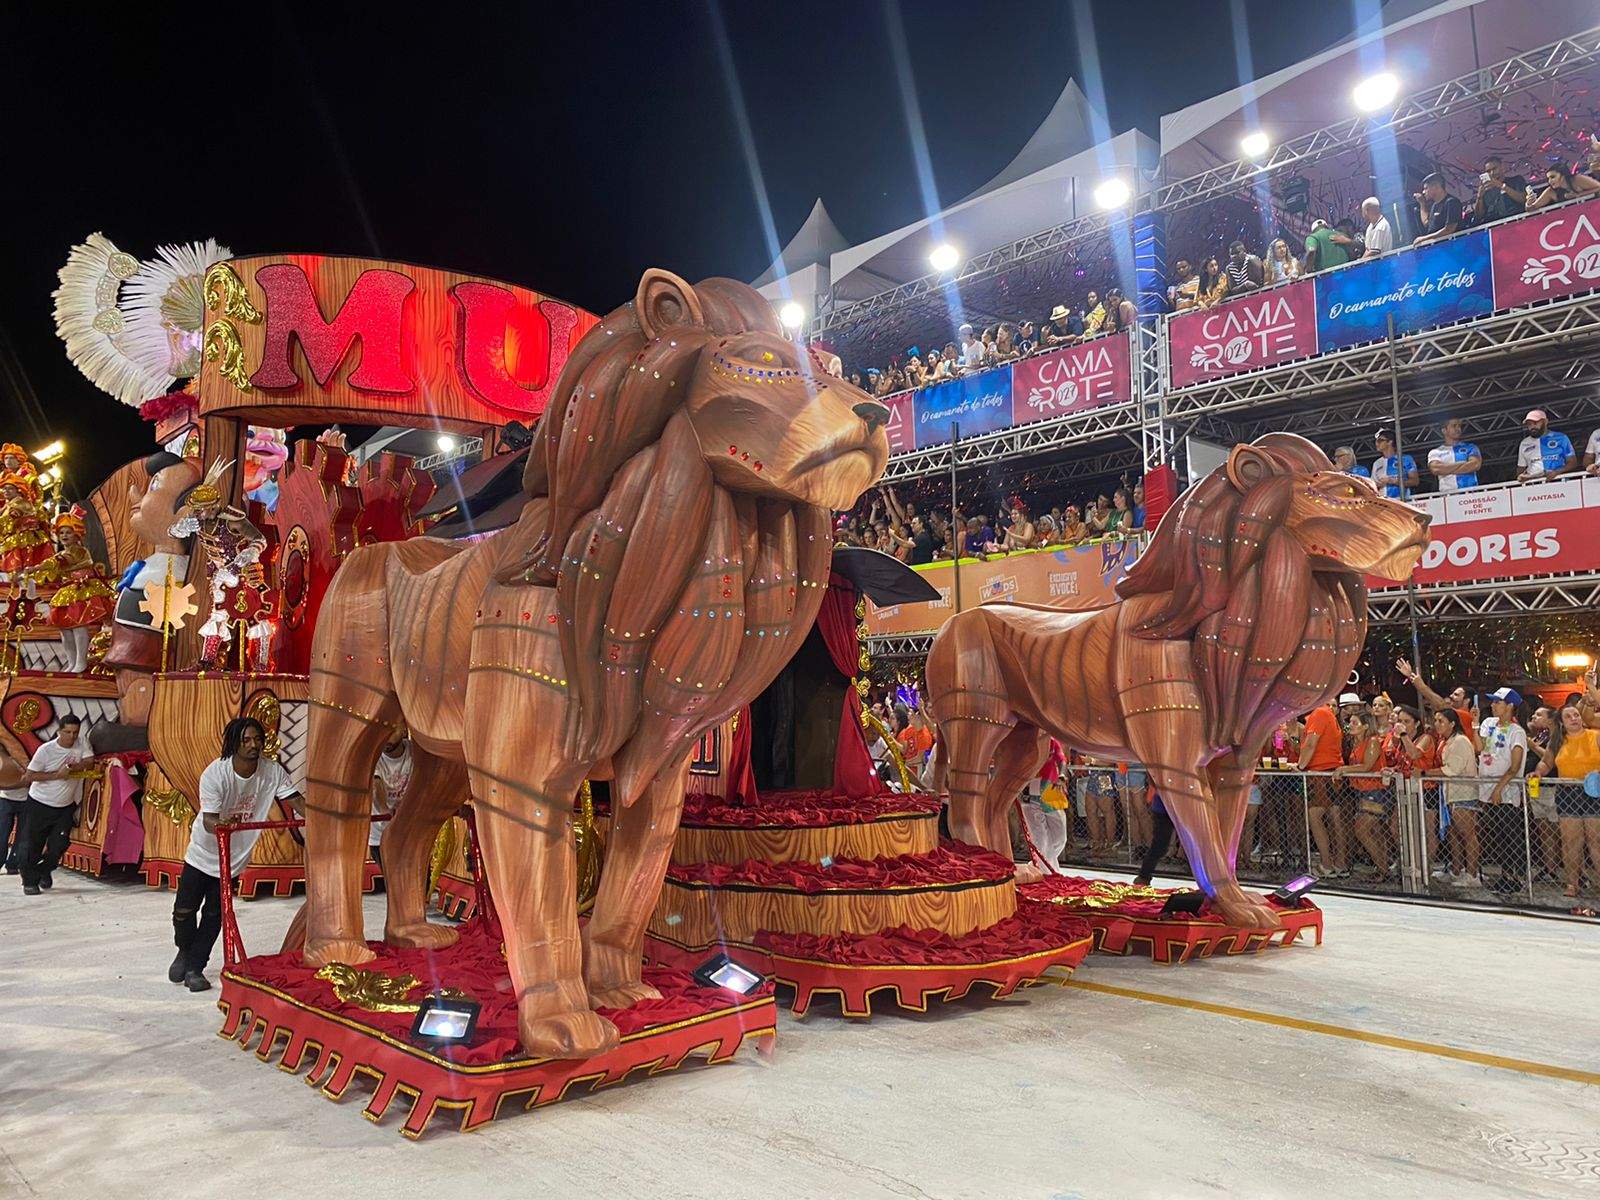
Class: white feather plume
51,233,232,407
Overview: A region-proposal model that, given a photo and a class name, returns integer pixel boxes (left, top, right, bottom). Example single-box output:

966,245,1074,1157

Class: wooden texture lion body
928,434,1429,929
295,271,889,1059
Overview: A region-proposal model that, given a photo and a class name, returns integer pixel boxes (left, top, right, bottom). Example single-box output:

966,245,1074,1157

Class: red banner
883,392,916,454
1490,195,1600,309
1375,478,1600,587
1010,335,1132,424
1167,278,1319,389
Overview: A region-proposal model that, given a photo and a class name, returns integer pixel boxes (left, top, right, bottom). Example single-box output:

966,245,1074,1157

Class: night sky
0,1,1360,494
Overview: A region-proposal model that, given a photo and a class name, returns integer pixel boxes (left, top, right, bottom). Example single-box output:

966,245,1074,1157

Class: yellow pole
236,618,248,673
159,560,173,673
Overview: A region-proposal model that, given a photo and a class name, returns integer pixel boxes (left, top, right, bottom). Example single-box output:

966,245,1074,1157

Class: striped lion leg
381,747,470,949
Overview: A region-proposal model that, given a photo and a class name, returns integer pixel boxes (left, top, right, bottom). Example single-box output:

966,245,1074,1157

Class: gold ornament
243,692,282,760
9,697,40,735
314,963,469,1014
1043,880,1169,910
574,781,604,914
138,580,198,630
144,786,195,824
203,321,252,392
427,819,458,901
202,263,262,323
861,708,916,793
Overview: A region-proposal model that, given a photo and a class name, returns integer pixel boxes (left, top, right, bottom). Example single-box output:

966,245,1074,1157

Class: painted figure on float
27,506,115,672
928,434,1430,929
291,270,891,1058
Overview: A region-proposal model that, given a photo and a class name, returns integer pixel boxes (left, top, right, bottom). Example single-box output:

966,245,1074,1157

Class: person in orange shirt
1297,702,1348,874
1533,698,1600,896
1337,711,1393,880
895,707,934,763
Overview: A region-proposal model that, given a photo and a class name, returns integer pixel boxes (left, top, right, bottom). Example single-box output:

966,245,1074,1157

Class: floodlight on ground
693,952,765,994
1352,72,1400,113
1239,131,1271,159
1093,178,1131,210
928,243,961,273
778,301,806,330
435,434,457,454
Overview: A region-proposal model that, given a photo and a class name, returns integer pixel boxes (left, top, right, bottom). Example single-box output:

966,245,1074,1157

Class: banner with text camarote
863,539,1139,637
1315,230,1493,352
1369,477,1600,588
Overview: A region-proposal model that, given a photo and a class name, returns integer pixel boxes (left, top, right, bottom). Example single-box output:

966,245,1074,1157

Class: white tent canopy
752,198,850,289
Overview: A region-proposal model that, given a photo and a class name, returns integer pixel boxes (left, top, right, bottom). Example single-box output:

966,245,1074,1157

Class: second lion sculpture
927,434,1430,929
291,270,890,1058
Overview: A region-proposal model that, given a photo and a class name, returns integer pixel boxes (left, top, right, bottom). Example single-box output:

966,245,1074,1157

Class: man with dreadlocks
169,717,302,992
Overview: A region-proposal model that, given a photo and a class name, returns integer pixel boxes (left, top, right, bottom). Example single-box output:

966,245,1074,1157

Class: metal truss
415,436,484,471
1164,291,1600,419
880,401,1143,483
1368,573,1600,624
866,633,935,659
1151,25,1600,214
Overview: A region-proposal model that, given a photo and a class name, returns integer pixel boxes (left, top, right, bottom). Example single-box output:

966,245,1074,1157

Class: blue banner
1315,230,1493,352
913,365,1013,449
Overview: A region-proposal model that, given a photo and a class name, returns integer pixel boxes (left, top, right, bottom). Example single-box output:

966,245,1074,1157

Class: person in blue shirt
1516,409,1578,481
1426,417,1482,492
1333,446,1371,478
1371,430,1418,498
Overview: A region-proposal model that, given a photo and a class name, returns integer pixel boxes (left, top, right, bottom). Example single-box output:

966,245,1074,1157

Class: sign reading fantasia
197,254,599,430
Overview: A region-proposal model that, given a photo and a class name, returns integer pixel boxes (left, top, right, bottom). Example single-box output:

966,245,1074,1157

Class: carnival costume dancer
0,444,39,490
170,717,303,992
0,473,52,579
28,507,115,672
17,715,92,895
169,459,266,670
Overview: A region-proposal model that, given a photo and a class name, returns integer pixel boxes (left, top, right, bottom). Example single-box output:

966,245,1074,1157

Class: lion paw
303,939,375,968
385,921,460,951
519,1009,620,1060
588,979,663,1011
1212,887,1283,931
1014,863,1046,885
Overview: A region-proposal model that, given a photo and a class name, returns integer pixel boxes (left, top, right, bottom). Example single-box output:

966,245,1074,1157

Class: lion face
685,330,890,510
1284,470,1431,580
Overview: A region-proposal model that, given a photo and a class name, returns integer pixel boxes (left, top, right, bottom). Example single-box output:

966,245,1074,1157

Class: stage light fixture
410,994,481,1043
1240,131,1271,159
37,467,56,485
1552,650,1594,671
778,301,806,330
1093,177,1131,210
928,243,961,273
435,434,457,453
1352,71,1400,113
33,440,65,464
692,952,764,995
1271,873,1319,907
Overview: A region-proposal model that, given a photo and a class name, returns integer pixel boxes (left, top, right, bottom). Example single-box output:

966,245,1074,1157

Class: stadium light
1239,131,1271,159
928,243,961,273
33,440,65,464
1551,650,1594,671
1093,178,1131,210
435,435,457,454
778,301,806,331
37,467,56,485
1352,72,1400,113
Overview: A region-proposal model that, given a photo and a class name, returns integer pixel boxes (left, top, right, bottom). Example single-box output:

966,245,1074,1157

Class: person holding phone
1473,156,1526,224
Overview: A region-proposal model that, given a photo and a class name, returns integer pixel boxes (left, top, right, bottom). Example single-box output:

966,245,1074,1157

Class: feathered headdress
53,233,231,405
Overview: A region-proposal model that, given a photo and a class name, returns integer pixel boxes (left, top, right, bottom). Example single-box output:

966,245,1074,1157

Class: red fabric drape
723,706,759,806
817,575,885,795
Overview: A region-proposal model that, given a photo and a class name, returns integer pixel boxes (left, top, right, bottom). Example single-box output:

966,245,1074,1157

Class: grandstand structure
754,0,1600,660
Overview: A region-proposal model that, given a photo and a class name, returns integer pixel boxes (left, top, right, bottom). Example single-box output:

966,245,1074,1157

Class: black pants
1482,802,1527,890
17,800,76,887
0,795,24,869
1137,806,1176,881
173,863,225,973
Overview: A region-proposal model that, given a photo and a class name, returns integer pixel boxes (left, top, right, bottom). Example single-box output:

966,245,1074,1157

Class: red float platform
1020,875,1324,965
216,918,776,1138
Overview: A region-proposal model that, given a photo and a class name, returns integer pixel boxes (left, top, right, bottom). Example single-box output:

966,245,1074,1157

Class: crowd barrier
918,763,1595,914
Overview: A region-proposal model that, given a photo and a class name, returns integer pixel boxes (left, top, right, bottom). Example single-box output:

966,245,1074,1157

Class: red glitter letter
451,282,579,419
250,264,415,393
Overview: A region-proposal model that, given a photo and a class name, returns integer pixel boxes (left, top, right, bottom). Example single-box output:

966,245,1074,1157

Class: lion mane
511,274,833,805
1116,433,1367,753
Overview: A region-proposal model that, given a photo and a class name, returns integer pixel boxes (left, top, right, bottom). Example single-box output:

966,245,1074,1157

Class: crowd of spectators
838,144,1600,396
836,482,1147,564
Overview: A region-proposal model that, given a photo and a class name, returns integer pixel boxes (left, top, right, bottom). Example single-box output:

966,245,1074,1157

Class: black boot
168,952,188,984
184,970,212,992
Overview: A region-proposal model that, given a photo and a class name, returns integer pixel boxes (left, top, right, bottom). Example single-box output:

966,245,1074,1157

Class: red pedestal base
60,840,105,876
215,919,776,1137
1020,876,1324,964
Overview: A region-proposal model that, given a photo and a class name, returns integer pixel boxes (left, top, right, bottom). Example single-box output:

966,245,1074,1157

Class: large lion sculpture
926,434,1429,929
291,270,890,1058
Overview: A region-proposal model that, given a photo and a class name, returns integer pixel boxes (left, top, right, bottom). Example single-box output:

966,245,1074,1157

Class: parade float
12,236,1354,1137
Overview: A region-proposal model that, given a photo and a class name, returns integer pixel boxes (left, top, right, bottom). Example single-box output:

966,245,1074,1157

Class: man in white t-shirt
170,716,302,991
1583,426,1600,475
17,716,92,895
958,324,984,373
1,748,30,875
370,732,413,872
1477,687,1529,896
1360,197,1393,257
